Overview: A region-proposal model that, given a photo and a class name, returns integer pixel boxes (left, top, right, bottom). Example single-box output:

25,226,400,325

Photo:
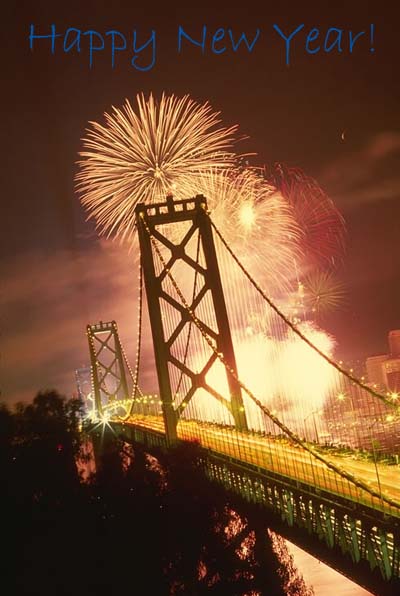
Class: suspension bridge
83,195,400,595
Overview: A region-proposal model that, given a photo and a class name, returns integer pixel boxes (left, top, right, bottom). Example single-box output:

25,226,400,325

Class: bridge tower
87,320,130,417
136,195,248,444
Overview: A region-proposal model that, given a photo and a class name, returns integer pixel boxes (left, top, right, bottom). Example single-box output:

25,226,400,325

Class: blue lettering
228,29,260,52
324,28,343,52
306,28,320,54
211,28,226,54
106,30,127,68
178,25,207,53
349,29,365,53
131,30,156,71
370,24,375,52
29,24,62,54
63,28,81,53
83,30,105,67
273,24,304,66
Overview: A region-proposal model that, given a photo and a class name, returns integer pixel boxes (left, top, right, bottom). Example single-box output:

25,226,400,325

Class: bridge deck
116,414,400,518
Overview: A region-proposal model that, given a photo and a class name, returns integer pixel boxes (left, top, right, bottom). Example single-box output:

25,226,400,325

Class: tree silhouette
2,390,313,596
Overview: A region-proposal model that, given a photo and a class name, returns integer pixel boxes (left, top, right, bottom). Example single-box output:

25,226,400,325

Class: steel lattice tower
136,195,248,444
87,320,129,416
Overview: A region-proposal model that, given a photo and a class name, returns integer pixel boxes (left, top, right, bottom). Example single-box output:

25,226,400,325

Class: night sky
2,1,400,404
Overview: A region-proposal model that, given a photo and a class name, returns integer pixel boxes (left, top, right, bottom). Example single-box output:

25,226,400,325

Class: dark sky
2,1,400,403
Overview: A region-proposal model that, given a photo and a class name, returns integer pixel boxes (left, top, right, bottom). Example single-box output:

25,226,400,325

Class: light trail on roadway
117,414,400,517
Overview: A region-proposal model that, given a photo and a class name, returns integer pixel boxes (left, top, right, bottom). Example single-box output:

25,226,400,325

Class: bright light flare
238,202,256,231
100,411,110,424
279,322,337,413
183,321,338,436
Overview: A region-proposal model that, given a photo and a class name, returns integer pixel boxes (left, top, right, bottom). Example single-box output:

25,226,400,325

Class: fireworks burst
271,163,346,269
188,319,338,433
174,167,302,294
76,93,238,243
77,94,352,444
303,270,346,316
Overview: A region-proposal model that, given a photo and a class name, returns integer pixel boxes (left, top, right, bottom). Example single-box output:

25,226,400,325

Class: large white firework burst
76,93,239,243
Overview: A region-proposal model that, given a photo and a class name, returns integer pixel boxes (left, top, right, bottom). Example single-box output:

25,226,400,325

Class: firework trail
76,93,238,243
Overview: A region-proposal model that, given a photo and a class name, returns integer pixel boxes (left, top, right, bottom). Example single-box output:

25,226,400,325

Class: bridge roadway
117,414,400,517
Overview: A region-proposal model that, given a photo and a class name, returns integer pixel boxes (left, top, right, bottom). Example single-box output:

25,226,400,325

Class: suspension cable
119,258,144,419
141,212,400,511
131,256,144,400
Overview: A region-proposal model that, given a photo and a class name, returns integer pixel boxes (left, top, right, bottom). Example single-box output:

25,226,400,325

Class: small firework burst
270,163,346,269
303,270,346,315
76,93,238,243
